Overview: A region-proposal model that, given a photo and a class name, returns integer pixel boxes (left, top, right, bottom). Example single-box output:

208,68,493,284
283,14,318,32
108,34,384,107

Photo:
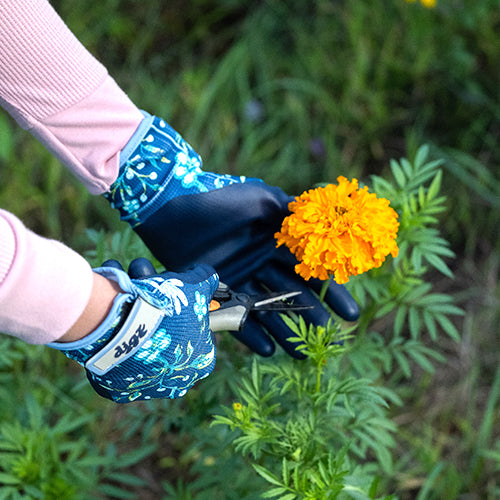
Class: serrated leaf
261,487,289,498
282,458,290,485
390,160,406,188
418,185,426,208
427,169,442,200
426,303,464,316
106,472,147,487
115,443,156,468
98,484,137,499
414,145,430,169
418,243,455,258
409,194,418,213
279,494,298,500
393,350,411,377
402,283,432,302
0,472,20,485
408,307,421,339
400,158,413,177
407,348,435,373
253,464,283,486
411,247,423,274
424,253,454,278
394,306,407,336
374,301,397,319
435,313,461,341
251,358,261,393
423,310,438,340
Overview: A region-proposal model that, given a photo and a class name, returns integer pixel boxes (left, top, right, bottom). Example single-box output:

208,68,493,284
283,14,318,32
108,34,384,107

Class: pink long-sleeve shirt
0,0,143,343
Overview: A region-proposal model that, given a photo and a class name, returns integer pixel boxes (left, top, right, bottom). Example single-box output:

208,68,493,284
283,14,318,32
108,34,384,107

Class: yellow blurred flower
275,177,399,284
233,402,243,411
405,0,436,7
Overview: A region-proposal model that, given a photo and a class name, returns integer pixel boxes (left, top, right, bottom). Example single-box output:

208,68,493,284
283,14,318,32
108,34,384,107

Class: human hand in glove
48,260,219,403
105,112,359,359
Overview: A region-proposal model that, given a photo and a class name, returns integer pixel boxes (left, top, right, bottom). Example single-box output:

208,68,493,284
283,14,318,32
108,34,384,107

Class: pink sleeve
0,210,93,344
0,0,143,194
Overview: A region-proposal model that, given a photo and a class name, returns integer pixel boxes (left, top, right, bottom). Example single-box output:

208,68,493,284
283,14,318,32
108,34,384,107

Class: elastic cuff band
119,111,154,166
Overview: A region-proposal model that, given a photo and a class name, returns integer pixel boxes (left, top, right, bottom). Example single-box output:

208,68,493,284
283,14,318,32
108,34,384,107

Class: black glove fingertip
101,259,125,271
128,257,157,279
324,282,360,321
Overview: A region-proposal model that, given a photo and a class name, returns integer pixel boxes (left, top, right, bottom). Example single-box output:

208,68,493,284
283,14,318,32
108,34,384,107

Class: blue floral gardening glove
48,262,218,403
105,112,359,359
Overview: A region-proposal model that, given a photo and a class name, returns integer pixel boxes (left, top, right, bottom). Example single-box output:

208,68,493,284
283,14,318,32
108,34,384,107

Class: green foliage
213,322,395,499
345,146,463,386
208,146,465,498
0,394,153,500
0,0,499,498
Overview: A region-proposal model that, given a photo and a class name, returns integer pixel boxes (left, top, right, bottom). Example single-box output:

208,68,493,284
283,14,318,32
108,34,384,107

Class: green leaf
0,472,20,485
416,462,445,500
393,350,411,378
251,358,261,394
408,307,421,339
261,487,290,498
435,313,461,341
106,472,147,487
390,159,406,188
400,158,413,178
374,301,397,319
423,310,438,340
407,348,436,374
394,305,407,337
114,443,156,468
253,464,283,487
98,484,138,499
414,145,430,169
282,457,290,485
418,243,455,258
424,253,454,278
427,169,442,200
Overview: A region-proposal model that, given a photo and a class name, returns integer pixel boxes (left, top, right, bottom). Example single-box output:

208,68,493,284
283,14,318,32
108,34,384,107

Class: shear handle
209,283,253,332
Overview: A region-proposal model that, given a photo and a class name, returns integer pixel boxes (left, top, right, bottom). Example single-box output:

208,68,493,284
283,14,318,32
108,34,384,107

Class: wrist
58,272,123,342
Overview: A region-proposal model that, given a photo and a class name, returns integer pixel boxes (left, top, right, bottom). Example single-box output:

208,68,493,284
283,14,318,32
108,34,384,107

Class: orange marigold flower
275,177,399,284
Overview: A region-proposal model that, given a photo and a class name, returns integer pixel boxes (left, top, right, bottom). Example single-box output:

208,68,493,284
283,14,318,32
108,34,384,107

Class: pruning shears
208,282,313,332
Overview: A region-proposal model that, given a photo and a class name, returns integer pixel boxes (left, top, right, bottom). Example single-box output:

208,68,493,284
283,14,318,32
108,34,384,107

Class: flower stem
316,362,322,393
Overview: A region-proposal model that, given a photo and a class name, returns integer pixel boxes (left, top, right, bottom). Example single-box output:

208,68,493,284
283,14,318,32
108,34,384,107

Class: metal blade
253,291,302,308
252,291,314,311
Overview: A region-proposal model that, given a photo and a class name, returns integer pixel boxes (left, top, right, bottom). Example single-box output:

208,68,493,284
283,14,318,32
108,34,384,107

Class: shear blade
253,291,313,311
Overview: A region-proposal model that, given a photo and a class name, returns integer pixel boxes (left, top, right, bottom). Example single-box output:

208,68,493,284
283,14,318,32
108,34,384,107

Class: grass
0,0,499,497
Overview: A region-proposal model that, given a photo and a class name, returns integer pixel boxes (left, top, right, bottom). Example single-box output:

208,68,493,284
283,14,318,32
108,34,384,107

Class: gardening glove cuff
47,265,219,403
104,111,258,227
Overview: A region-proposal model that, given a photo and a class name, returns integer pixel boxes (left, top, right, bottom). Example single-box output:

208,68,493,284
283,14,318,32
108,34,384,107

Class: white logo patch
86,298,164,376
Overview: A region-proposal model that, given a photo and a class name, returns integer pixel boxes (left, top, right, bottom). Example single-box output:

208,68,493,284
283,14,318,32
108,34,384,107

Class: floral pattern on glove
52,267,218,403
105,115,247,227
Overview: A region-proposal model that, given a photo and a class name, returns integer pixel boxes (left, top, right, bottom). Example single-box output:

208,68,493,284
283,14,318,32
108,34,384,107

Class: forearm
0,210,94,343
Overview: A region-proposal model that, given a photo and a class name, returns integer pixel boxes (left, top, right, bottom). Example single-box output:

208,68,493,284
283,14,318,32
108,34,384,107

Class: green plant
208,146,462,498
0,395,154,500
213,322,396,500
348,146,463,379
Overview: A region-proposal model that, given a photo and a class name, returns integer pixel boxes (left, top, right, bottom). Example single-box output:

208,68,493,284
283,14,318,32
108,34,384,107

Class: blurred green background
0,0,499,498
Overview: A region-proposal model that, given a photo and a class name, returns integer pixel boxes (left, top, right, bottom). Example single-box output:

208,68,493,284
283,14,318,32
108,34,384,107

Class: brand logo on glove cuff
85,298,164,376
